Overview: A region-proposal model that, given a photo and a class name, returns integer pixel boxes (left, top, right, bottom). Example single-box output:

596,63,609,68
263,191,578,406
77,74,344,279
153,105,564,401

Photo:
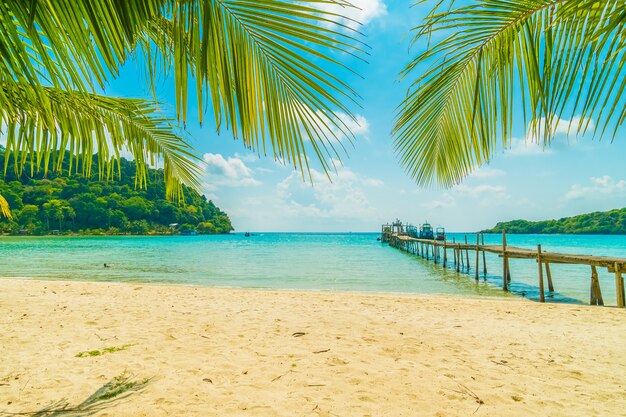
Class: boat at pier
419,223,434,239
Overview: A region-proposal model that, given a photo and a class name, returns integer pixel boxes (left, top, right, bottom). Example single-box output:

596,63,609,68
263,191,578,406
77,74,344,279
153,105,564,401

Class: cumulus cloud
455,184,507,195
337,112,369,137
276,166,383,220
506,115,594,157
528,115,594,140
233,152,259,163
565,176,626,200
452,184,510,206
427,193,456,209
318,0,387,29
468,167,506,179
312,111,370,143
506,137,552,156
202,153,261,191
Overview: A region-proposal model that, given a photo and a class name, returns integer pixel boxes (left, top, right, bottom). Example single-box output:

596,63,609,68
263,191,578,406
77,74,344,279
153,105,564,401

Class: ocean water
0,233,624,305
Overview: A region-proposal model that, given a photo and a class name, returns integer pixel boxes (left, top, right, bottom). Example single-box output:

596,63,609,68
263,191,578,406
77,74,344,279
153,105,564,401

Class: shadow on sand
1,373,150,417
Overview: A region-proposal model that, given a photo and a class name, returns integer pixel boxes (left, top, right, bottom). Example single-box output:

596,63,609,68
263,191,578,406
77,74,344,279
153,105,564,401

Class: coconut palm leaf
1,0,366,190
142,0,367,176
1,84,201,201
394,0,625,187
0,193,10,219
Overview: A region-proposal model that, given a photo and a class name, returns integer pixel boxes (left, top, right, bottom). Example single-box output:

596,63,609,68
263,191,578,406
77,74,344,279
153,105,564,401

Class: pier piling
546,263,554,292
615,263,625,308
537,245,545,303
475,234,479,281
502,231,508,291
481,233,487,276
590,266,604,306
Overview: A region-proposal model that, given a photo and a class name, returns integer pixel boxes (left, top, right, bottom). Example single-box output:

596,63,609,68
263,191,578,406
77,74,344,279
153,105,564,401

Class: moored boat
419,222,434,239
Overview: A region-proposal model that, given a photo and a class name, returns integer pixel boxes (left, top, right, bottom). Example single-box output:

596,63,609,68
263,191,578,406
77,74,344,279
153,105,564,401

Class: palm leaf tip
0,194,11,219
394,0,626,187
0,86,201,201
147,0,368,178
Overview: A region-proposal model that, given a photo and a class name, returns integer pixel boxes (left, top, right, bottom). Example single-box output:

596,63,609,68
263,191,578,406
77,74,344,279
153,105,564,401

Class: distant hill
0,148,233,235
482,209,626,235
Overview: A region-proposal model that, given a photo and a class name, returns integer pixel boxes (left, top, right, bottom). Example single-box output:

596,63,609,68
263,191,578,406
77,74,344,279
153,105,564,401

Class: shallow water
0,233,624,305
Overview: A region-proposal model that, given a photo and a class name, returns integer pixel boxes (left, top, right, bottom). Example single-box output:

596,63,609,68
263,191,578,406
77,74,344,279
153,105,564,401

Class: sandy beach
1,278,625,416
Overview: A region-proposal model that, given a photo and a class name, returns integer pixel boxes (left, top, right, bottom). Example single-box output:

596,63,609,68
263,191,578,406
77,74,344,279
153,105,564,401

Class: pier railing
384,230,626,308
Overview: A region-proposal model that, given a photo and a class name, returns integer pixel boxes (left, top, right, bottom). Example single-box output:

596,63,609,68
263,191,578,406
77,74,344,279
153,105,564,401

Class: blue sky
107,1,626,232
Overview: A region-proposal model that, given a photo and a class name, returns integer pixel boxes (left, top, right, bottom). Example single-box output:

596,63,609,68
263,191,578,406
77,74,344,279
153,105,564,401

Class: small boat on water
244,232,251,237
435,227,446,241
406,225,418,238
419,222,434,239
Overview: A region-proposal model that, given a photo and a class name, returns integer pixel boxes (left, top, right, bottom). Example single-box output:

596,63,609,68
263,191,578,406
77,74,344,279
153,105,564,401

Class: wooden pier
381,222,626,308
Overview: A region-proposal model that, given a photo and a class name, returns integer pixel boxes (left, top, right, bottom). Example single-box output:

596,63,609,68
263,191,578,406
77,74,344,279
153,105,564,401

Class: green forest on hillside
483,209,626,235
0,148,233,235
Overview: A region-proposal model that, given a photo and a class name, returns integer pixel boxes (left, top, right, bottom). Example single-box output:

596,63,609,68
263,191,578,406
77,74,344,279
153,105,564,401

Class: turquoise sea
1,233,625,305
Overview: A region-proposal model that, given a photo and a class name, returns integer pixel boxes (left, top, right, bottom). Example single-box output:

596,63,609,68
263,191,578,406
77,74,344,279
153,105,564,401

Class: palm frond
0,0,165,92
0,193,11,219
1,84,201,201
394,0,625,187
142,0,367,176
2,0,366,185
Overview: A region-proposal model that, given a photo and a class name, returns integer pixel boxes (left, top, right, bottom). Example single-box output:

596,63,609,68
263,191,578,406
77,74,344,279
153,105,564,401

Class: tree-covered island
0,149,233,235
483,209,626,235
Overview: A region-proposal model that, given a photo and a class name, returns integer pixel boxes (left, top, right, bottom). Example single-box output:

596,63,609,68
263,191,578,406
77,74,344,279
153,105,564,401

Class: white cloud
338,112,369,137
233,152,259,163
528,115,594,139
363,177,384,187
428,193,456,209
565,176,626,200
506,115,594,157
453,184,510,206
468,167,506,179
318,1,387,29
506,136,552,156
455,184,507,196
276,166,382,220
202,153,261,191
313,111,370,143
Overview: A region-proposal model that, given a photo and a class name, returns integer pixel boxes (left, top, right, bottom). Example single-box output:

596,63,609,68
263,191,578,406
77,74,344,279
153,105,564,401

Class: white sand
1,278,625,416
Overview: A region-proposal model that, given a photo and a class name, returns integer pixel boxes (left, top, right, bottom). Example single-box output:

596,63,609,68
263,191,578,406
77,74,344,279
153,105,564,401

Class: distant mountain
0,149,233,235
482,209,626,235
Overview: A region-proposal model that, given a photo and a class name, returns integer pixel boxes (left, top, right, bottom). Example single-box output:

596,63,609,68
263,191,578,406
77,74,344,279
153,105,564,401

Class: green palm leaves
1,87,201,200
0,0,364,213
0,194,10,219
394,0,625,187
147,0,367,175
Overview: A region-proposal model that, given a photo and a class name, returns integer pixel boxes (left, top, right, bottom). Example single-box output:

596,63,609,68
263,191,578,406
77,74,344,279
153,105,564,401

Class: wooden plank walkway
394,235,626,270
385,232,626,308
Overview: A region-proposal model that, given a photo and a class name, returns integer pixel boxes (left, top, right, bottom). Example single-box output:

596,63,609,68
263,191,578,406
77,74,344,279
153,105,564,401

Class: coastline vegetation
0,148,233,236
483,208,626,235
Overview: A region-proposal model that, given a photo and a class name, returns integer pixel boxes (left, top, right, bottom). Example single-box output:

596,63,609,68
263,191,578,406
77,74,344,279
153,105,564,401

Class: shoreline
1,276,522,303
2,278,625,416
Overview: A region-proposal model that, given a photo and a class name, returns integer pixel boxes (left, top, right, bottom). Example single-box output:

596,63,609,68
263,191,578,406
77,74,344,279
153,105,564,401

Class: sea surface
1,233,625,305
